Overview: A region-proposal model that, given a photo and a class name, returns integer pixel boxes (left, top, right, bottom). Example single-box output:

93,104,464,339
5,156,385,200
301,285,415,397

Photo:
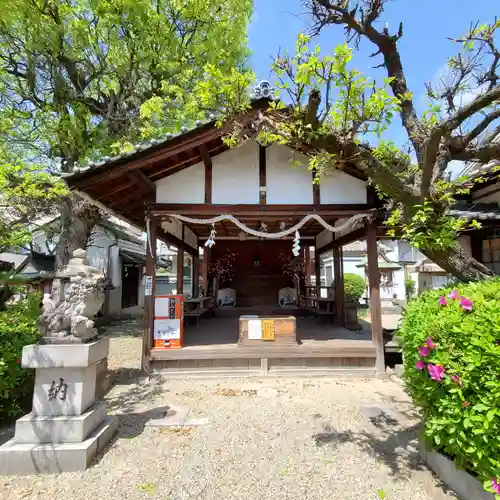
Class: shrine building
66,82,387,377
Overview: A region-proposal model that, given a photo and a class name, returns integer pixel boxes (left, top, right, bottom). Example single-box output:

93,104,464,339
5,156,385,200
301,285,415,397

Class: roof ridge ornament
251,80,277,101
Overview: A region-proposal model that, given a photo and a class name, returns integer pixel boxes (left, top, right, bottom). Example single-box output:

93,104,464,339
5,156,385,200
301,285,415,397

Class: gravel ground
0,319,457,500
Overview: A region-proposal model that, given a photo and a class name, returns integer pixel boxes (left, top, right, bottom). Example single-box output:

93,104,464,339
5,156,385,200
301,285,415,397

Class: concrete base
0,417,117,475
419,440,495,500
15,403,107,443
22,338,109,368
0,338,116,476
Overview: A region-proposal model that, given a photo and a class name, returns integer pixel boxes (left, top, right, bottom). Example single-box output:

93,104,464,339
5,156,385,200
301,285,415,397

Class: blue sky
247,0,498,149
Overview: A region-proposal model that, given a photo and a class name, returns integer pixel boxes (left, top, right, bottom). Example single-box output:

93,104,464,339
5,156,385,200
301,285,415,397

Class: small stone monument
278,287,297,307
0,249,117,475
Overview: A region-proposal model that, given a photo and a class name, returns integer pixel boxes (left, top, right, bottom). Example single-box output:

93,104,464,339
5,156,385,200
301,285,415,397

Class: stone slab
32,364,97,417
22,338,109,369
0,416,117,475
144,405,190,428
15,403,107,444
419,441,495,500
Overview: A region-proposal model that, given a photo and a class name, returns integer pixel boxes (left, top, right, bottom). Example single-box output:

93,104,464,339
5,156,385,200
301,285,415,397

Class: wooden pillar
314,248,321,289
142,215,157,373
367,221,385,375
176,247,184,295
202,247,209,295
304,246,311,286
192,252,200,298
333,245,345,326
259,144,267,204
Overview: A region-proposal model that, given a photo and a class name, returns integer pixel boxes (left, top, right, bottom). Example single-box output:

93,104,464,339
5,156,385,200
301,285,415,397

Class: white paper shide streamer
163,212,372,254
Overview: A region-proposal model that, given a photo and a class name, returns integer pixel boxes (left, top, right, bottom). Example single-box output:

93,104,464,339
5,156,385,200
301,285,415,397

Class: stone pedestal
0,338,117,475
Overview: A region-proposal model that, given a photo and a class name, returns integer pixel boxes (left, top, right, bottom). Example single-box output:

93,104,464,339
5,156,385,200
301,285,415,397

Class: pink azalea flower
416,360,425,370
450,374,461,385
491,478,500,495
426,337,436,349
439,296,447,306
459,296,473,311
448,289,459,300
418,346,430,357
427,364,445,382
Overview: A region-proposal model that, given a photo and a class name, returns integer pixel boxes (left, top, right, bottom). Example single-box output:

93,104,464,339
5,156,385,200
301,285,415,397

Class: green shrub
399,279,500,498
343,273,365,302
404,277,415,300
0,294,40,420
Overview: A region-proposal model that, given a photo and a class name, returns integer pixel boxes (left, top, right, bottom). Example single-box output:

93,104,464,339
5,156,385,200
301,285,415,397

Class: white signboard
144,276,153,296
154,319,181,340
155,297,170,318
247,319,262,340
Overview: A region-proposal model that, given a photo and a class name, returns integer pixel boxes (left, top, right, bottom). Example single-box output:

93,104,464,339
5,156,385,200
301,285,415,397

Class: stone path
0,319,457,499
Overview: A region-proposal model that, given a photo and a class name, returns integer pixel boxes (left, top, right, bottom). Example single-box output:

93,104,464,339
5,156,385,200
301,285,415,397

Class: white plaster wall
266,145,313,204
212,141,259,204
389,268,406,301
108,245,121,288
155,162,205,203
87,226,114,274
320,171,367,204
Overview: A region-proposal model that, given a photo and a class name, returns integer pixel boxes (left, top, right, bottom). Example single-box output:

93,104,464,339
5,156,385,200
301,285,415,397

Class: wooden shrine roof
65,89,370,243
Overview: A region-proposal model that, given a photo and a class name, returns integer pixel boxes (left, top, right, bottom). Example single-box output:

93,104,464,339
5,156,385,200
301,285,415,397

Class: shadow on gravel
98,318,143,338
313,421,425,479
313,418,459,496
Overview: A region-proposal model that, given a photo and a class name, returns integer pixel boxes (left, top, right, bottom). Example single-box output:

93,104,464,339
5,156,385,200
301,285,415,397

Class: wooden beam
333,246,345,326
259,145,266,204
128,169,156,198
93,181,134,200
220,220,229,236
201,246,209,295
367,221,385,375
314,247,321,288
151,204,376,217
304,246,311,286
69,125,222,189
148,143,227,183
366,185,378,206
192,253,200,298
316,226,367,254
177,223,184,295
156,225,197,255
148,153,200,182
200,144,213,204
142,216,157,373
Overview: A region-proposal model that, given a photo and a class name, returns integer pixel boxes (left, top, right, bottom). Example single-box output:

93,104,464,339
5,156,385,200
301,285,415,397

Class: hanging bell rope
165,212,372,239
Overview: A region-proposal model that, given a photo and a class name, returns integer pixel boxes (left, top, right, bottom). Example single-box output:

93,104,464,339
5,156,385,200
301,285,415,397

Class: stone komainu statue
37,249,106,343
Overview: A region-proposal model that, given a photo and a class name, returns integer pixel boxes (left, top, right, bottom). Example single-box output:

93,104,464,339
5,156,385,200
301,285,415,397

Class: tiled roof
461,160,500,186
66,81,277,176
448,203,500,220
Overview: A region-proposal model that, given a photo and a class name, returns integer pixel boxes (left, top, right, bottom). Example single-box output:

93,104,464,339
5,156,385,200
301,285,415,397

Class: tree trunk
423,244,494,282
55,194,102,268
